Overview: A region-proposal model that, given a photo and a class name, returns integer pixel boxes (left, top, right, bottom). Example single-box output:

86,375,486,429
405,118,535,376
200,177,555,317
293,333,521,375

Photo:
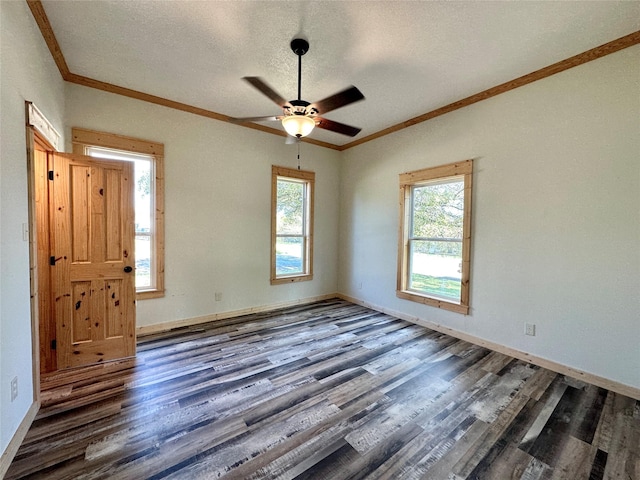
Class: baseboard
0,401,39,479
338,293,640,400
137,293,339,336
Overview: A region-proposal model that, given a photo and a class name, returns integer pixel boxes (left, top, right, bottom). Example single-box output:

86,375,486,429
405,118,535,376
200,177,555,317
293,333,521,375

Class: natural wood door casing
34,142,55,372
51,153,136,368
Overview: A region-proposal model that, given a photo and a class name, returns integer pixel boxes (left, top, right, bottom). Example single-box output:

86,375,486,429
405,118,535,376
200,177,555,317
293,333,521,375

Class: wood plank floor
6,299,639,479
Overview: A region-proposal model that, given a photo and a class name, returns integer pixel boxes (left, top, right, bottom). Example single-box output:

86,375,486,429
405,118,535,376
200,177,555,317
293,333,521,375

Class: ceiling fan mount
232,37,365,140
290,38,309,57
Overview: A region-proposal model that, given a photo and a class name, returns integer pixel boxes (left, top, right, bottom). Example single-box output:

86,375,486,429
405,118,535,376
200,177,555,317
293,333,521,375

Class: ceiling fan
232,38,365,140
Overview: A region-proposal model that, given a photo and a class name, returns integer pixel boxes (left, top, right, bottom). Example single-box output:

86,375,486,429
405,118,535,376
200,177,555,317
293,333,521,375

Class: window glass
276,179,305,235
408,179,464,301
275,236,304,275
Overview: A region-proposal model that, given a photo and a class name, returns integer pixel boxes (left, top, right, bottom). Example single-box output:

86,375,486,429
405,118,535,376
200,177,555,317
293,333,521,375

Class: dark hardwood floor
6,299,639,479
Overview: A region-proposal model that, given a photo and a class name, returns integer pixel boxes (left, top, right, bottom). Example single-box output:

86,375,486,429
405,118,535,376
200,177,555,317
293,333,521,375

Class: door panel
51,152,136,369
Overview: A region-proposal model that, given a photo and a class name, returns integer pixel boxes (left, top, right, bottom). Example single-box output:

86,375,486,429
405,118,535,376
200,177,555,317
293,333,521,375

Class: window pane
276,179,304,235
276,237,303,275
135,235,152,289
412,180,464,239
134,159,152,233
408,240,462,301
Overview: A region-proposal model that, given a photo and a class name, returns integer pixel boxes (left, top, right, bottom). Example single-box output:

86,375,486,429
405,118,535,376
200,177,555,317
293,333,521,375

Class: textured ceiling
40,0,640,146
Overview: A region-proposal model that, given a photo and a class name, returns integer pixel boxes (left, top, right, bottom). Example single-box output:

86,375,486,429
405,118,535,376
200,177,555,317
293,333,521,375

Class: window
72,128,164,299
397,160,472,314
271,166,314,284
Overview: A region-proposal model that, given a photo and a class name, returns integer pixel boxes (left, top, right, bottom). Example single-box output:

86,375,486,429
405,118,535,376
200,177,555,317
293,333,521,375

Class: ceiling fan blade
315,117,362,137
243,77,289,108
230,115,282,124
310,86,365,115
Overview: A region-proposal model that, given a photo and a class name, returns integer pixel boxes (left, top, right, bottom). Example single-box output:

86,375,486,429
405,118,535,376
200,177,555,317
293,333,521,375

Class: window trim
271,165,314,285
72,128,165,300
397,160,473,314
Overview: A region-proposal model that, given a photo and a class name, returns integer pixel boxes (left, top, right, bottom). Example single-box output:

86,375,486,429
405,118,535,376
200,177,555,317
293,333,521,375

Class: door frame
26,122,54,402
28,134,140,380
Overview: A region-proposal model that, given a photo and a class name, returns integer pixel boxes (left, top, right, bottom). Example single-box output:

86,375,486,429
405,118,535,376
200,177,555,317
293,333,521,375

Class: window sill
136,289,164,300
396,290,468,315
271,274,313,285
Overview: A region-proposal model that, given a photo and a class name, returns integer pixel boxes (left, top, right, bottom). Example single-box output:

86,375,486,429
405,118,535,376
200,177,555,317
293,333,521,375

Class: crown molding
339,30,640,151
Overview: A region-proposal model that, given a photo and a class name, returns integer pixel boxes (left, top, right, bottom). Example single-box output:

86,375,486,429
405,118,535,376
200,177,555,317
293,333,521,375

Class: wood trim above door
72,128,164,156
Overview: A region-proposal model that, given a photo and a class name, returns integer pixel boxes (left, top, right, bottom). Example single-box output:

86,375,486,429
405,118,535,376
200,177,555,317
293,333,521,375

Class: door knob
124,266,133,273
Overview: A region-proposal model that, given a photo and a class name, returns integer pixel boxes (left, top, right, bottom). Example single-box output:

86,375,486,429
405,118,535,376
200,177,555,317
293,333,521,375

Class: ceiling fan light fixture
282,114,316,138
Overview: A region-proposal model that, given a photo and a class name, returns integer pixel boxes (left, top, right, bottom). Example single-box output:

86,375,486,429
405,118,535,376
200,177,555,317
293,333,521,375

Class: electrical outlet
11,377,18,402
525,323,536,336
215,292,222,302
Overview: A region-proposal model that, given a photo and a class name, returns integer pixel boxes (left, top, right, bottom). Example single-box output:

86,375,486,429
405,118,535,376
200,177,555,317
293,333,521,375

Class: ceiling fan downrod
290,38,309,103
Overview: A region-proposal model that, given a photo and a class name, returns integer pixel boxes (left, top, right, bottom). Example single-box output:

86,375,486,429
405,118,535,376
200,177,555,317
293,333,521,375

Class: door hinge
51,339,56,350
48,170,54,181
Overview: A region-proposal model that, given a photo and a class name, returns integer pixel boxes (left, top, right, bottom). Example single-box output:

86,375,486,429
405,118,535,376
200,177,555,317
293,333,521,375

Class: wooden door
51,152,136,369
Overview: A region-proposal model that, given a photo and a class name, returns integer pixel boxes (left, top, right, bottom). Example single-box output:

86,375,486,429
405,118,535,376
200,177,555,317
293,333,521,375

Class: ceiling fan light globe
282,115,315,138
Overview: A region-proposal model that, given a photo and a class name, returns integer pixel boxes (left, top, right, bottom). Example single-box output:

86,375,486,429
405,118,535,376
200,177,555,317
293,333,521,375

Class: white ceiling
41,0,640,146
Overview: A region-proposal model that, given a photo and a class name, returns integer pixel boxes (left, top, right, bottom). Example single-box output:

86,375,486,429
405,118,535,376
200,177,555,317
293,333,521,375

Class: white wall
0,0,66,454
339,46,640,390
65,85,342,329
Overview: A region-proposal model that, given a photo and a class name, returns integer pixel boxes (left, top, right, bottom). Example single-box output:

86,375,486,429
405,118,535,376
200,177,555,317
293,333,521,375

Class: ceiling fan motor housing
286,99,318,117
